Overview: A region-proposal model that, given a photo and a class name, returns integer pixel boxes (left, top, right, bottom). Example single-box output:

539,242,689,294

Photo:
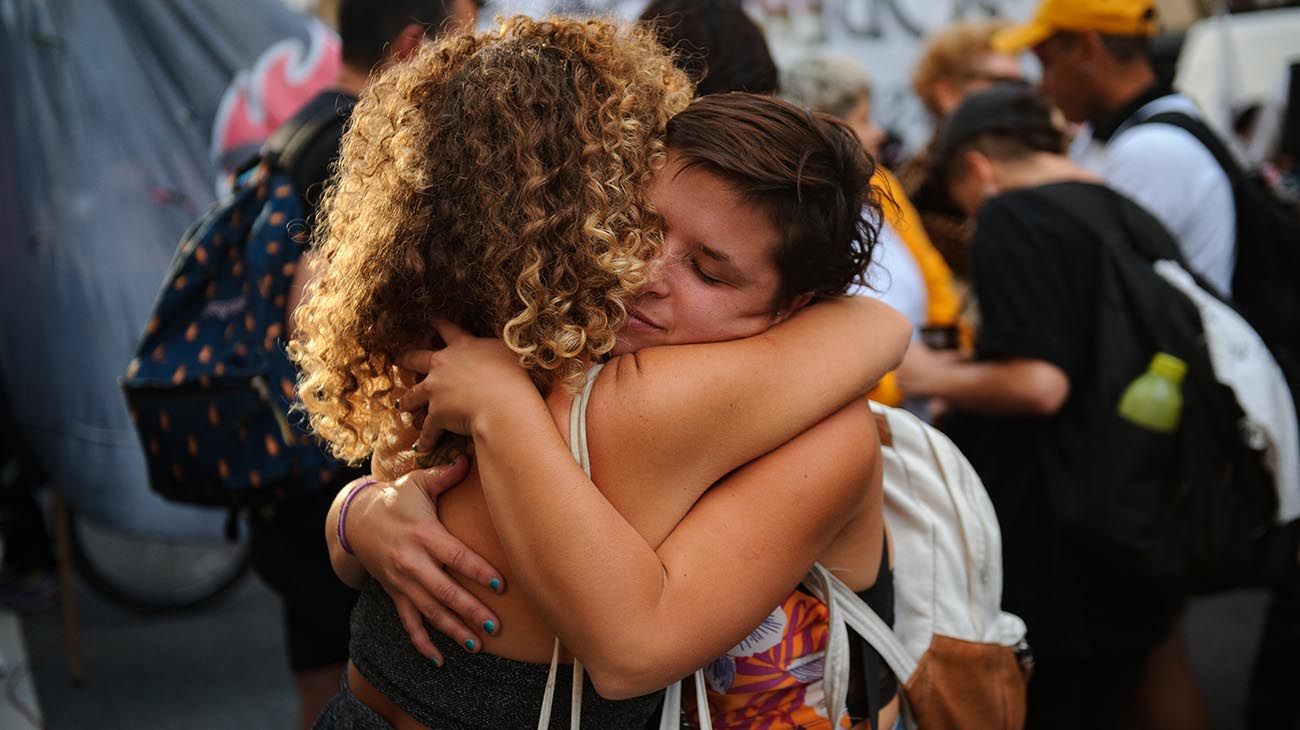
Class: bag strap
804,563,916,683
658,681,682,730
1137,111,1249,193
261,93,355,173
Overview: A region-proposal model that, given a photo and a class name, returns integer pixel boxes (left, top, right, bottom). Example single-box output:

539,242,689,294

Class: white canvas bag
803,402,1029,730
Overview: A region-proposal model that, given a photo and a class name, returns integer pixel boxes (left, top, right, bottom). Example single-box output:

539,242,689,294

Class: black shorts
249,474,362,672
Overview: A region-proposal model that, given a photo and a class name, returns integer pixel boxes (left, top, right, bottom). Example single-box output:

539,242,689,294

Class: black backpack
1035,185,1300,594
1138,111,1300,391
121,94,353,508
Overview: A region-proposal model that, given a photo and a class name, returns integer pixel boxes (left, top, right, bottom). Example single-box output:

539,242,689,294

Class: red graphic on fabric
210,20,341,167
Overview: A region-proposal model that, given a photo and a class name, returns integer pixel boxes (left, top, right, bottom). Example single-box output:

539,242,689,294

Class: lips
626,306,663,332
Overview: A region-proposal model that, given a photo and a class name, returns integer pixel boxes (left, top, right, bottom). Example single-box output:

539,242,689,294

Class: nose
641,254,671,297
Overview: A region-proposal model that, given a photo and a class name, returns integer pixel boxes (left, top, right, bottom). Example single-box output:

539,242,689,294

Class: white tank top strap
538,363,604,730
540,361,709,729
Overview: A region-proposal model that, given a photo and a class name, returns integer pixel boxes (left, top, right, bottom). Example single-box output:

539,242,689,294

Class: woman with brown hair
296,17,908,730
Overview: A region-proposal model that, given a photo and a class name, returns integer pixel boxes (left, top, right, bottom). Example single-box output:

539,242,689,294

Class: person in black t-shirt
898,87,1210,730
255,3,478,728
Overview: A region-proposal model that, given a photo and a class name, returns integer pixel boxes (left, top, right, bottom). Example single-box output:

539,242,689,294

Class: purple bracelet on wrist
337,477,379,556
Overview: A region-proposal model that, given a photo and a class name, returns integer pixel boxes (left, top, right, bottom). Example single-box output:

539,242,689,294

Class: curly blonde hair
291,16,692,461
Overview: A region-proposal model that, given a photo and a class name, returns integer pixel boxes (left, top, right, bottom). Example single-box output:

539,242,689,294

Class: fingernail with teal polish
431,656,442,668
488,578,502,593
483,619,496,635
465,638,477,651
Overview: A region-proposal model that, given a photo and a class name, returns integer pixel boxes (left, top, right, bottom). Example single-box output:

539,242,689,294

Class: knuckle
433,581,460,606
416,598,444,621
390,551,416,575
445,546,470,573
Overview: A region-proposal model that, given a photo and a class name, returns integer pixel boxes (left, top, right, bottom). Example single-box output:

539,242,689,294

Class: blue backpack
122,95,352,507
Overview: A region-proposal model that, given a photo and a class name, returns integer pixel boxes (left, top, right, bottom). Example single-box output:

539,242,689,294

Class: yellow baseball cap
992,0,1158,53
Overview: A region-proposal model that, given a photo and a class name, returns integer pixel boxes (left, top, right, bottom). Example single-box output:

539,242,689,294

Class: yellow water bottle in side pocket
1118,352,1187,433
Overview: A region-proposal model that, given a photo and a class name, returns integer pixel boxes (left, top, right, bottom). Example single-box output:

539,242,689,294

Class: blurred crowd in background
2,0,1300,728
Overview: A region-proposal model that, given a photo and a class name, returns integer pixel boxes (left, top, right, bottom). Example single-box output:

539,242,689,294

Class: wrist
469,380,548,444
337,477,379,556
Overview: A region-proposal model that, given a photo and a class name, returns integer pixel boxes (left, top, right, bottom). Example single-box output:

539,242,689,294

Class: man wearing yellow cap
994,0,1237,302
992,4,1238,730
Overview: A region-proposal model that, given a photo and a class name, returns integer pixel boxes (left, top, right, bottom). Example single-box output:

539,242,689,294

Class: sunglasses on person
963,69,1028,86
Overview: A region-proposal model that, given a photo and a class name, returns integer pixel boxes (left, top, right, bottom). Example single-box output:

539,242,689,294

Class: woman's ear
772,292,816,324
932,79,963,117
966,150,998,187
389,23,427,64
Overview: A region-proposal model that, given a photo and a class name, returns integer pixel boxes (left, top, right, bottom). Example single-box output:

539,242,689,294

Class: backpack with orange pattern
121,95,349,507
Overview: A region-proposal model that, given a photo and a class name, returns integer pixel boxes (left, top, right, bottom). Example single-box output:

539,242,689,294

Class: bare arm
898,347,1070,416
469,391,877,698
325,453,510,665
402,295,908,492
351,300,903,663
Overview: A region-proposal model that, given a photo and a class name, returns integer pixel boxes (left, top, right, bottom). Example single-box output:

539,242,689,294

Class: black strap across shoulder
1137,111,1248,191
262,92,355,173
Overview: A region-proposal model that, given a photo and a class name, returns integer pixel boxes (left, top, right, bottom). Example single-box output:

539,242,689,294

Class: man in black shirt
899,86,1209,730
257,3,477,727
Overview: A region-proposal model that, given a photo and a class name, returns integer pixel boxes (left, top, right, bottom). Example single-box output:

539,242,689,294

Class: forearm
615,296,910,483
470,400,672,671
914,358,1067,416
704,296,910,405
470,393,869,697
326,479,372,588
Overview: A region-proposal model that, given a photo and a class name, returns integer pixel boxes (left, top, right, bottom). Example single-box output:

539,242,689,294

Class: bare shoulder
584,346,744,447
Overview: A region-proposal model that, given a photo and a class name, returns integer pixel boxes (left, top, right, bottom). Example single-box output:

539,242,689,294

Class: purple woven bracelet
337,477,379,556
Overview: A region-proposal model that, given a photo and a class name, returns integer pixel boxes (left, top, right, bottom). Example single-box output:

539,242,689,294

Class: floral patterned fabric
699,589,850,730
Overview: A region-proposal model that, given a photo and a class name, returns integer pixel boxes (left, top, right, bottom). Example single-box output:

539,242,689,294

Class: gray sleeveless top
349,364,664,728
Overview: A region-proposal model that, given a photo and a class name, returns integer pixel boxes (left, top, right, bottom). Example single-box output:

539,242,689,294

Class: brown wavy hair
668,93,880,306
291,16,692,461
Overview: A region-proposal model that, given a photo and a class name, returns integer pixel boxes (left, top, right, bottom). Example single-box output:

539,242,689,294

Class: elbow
585,657,677,701
1019,365,1070,416
587,670,650,702
580,638,685,700
1024,391,1067,417
880,305,913,372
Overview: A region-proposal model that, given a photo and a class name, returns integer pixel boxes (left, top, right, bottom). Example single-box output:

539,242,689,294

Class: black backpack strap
1136,111,1249,191
262,92,355,173
860,636,882,730
1030,183,1190,272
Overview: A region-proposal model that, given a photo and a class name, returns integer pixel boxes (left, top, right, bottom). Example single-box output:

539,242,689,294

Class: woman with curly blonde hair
298,17,909,730
294,17,687,459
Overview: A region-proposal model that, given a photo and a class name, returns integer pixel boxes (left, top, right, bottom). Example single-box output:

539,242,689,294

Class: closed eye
692,259,725,285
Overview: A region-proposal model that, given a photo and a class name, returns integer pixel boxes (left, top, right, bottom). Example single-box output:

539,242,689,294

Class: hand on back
345,459,508,664
397,319,539,456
